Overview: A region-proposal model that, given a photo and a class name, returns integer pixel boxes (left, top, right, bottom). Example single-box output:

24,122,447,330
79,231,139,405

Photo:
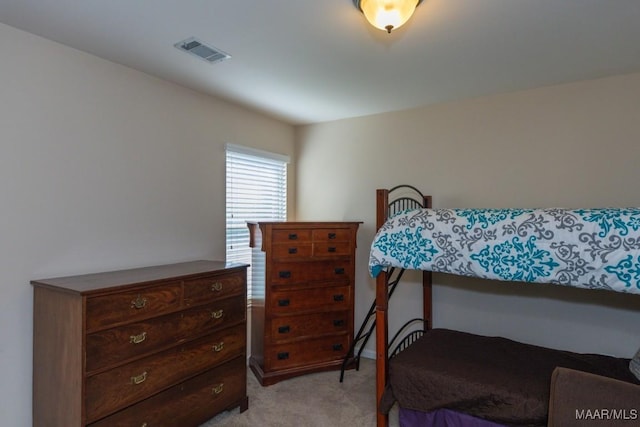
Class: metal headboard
387,184,429,217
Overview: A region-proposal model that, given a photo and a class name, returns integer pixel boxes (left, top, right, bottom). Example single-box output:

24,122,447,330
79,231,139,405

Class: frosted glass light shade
357,0,421,33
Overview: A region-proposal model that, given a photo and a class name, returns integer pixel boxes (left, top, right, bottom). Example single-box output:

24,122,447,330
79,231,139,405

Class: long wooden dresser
247,222,360,386
32,260,249,427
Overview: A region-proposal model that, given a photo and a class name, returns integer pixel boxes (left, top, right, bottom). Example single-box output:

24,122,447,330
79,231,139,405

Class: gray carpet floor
201,358,399,426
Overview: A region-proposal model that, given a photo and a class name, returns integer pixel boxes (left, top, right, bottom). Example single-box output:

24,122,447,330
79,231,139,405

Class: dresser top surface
31,260,248,294
247,221,361,228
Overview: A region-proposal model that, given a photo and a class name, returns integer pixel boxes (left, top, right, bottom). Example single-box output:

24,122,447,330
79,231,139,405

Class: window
225,143,288,303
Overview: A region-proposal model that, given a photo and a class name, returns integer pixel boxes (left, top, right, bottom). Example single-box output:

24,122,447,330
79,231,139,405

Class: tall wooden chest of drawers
32,260,249,427
247,222,360,386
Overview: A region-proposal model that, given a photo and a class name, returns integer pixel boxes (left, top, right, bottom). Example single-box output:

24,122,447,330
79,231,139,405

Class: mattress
380,329,638,426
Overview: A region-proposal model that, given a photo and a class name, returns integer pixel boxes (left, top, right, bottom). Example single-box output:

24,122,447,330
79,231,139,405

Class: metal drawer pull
211,282,223,292
334,267,345,275
211,309,224,319
333,319,345,327
288,233,298,240
278,325,290,334
333,294,345,302
278,299,290,307
288,247,298,254
277,352,289,360
328,232,337,239
279,271,291,279
212,383,225,395
130,371,147,385
131,295,147,309
333,344,344,351
212,342,225,352
129,331,147,344
328,246,337,253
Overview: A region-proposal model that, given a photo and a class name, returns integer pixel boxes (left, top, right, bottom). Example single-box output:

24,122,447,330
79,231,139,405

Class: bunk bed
369,186,640,427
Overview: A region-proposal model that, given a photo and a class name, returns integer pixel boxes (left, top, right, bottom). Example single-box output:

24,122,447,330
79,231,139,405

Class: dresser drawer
183,271,245,306
88,356,246,427
269,285,351,314
85,324,246,423
311,228,352,242
85,282,182,331
270,261,352,284
312,241,352,257
86,296,246,372
272,229,312,243
271,242,313,259
270,311,350,343
265,334,350,370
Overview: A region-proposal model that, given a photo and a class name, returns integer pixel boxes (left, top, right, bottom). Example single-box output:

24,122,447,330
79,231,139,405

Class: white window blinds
225,144,288,302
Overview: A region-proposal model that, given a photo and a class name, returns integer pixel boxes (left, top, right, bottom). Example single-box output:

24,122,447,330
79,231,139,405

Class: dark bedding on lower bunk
379,329,638,426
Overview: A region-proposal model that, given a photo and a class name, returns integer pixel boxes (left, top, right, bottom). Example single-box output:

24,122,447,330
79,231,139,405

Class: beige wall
296,72,640,360
0,23,295,426
5,17,640,426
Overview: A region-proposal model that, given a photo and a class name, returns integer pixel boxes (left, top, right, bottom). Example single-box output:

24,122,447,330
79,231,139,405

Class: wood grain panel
269,285,351,314
33,287,83,426
87,357,247,427
85,283,182,332
86,296,245,372
183,272,245,306
265,334,351,370
269,311,350,343
270,261,353,284
85,324,245,423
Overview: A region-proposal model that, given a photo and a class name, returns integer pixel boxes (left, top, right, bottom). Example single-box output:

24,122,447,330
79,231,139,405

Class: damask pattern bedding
369,207,640,295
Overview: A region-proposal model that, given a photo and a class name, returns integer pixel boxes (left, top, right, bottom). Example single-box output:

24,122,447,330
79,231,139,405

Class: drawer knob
211,282,223,292
278,325,290,334
278,271,291,279
288,247,298,254
130,371,147,385
288,233,298,240
333,319,345,327
212,342,225,352
328,232,337,239
212,383,225,395
129,331,147,344
277,352,289,360
278,299,290,307
328,246,337,253
211,309,224,319
333,344,344,351
334,267,345,275
333,294,345,302
130,295,147,309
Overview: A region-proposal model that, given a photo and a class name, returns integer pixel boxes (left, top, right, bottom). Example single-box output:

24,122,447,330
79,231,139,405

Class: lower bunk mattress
379,328,638,426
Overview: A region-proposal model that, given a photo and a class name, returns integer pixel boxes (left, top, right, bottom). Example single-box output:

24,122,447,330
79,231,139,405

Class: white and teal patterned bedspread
369,208,640,294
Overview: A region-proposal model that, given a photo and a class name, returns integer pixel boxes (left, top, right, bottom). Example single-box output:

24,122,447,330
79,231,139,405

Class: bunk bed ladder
339,267,405,382
340,185,431,382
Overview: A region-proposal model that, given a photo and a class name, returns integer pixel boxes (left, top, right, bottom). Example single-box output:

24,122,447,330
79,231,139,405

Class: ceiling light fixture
353,0,423,34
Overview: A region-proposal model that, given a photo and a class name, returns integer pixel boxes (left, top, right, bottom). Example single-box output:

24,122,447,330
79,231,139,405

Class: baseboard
246,347,376,367
355,347,376,360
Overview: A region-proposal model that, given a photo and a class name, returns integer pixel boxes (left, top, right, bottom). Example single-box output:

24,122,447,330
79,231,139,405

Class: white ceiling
1,0,640,125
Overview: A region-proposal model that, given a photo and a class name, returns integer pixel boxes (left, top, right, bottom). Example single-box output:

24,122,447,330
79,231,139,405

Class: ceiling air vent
174,37,231,64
